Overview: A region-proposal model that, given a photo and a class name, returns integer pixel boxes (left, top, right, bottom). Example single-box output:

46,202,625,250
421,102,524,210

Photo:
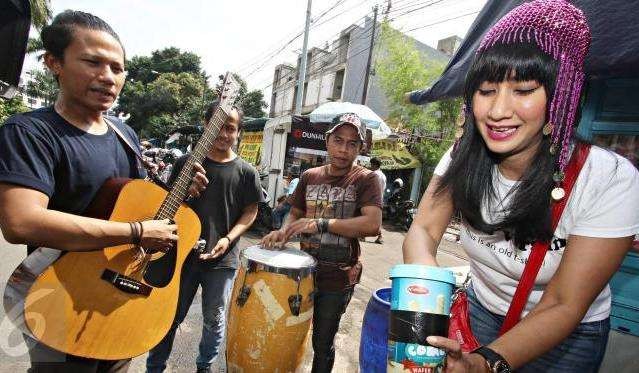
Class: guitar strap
104,117,163,183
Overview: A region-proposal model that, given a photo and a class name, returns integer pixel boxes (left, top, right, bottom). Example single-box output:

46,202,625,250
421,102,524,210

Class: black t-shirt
0,107,145,216
168,155,263,269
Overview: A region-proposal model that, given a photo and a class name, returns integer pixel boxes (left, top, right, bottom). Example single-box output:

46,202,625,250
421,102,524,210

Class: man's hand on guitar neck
187,162,208,199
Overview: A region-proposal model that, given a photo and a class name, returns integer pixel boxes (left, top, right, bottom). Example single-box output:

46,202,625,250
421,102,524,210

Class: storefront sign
370,140,421,170
239,131,263,166
287,121,330,150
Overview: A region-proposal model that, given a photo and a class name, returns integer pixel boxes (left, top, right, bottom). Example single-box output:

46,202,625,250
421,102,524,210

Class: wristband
138,222,144,243
223,236,232,244
317,218,329,233
129,222,141,245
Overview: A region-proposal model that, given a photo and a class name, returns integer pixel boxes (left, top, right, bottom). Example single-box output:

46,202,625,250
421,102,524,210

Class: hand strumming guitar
136,219,178,252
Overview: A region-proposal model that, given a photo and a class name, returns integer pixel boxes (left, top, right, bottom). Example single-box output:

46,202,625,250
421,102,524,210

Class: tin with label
387,265,455,372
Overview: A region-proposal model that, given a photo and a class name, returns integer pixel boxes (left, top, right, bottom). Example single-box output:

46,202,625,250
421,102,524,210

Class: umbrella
409,0,639,105
309,102,392,140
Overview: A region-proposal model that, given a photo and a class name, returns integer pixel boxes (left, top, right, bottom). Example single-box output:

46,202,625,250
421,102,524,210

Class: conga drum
226,245,316,372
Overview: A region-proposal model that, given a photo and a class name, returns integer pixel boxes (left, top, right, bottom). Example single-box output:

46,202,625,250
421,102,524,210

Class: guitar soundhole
143,246,177,287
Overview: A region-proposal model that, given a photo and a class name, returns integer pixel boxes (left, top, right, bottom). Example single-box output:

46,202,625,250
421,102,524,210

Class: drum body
227,245,316,372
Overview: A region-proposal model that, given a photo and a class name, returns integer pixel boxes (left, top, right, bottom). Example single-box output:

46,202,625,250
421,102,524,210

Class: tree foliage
221,74,268,118
125,47,203,84
375,22,461,174
241,90,268,118
27,37,44,55
30,0,52,31
25,69,58,106
116,47,217,139
0,96,29,124
116,47,268,140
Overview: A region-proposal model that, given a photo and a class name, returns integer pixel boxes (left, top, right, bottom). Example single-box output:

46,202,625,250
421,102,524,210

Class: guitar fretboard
155,107,230,220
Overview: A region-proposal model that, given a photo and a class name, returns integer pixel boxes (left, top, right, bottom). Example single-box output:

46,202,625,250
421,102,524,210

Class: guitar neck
155,108,230,220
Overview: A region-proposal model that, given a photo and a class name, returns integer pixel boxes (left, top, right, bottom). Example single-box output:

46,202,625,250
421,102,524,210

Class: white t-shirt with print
434,145,639,322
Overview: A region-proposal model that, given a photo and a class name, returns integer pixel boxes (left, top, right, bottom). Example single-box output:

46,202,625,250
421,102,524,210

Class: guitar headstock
216,72,241,116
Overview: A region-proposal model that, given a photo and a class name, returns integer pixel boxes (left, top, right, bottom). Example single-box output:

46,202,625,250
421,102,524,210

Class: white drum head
241,245,316,270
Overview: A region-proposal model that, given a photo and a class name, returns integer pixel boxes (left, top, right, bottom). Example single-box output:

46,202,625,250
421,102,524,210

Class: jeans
311,288,354,373
467,286,610,372
272,201,292,229
146,253,236,372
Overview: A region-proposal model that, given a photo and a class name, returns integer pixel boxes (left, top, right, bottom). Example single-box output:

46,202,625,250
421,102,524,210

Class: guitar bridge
101,269,152,296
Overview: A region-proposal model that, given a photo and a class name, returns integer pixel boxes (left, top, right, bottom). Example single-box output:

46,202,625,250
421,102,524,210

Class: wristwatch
471,346,512,373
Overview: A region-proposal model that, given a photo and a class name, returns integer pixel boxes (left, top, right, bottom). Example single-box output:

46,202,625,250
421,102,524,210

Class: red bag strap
499,143,591,335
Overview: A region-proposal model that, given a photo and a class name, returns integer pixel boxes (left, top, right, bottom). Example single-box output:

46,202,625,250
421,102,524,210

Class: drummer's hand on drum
261,229,288,249
199,236,231,260
283,218,319,240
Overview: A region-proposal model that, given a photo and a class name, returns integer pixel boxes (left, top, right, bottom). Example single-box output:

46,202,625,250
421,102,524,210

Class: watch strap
471,346,511,373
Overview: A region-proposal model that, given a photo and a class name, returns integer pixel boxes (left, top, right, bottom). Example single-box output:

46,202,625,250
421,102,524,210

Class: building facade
269,17,452,119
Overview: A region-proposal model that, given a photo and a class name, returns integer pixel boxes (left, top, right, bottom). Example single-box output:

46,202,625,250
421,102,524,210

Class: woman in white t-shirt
403,1,639,372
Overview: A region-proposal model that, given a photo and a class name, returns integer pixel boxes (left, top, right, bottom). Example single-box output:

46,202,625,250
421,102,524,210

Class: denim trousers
311,288,355,373
467,286,610,372
272,201,292,229
146,253,236,372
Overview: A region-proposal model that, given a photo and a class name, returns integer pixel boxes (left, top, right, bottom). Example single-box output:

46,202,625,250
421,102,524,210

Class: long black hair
436,43,564,249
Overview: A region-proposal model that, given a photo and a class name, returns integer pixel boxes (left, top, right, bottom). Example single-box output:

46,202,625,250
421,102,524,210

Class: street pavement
1,226,637,372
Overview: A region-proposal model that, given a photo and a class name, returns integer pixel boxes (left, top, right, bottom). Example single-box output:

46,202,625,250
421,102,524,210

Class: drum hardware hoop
288,274,302,316
240,257,316,278
236,270,251,307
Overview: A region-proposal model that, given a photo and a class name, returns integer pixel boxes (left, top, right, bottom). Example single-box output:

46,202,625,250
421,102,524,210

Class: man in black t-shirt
147,103,263,373
0,11,208,372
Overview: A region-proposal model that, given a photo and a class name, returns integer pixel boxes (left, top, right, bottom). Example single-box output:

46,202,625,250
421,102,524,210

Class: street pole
294,0,312,115
361,5,378,105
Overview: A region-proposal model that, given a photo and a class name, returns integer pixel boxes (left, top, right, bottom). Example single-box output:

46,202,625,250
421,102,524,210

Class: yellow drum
226,245,316,373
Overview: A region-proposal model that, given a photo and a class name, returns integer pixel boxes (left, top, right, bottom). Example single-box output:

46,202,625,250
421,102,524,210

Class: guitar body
3,178,200,360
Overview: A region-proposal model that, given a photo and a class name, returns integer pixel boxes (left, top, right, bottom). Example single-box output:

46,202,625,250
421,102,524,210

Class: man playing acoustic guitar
0,11,208,372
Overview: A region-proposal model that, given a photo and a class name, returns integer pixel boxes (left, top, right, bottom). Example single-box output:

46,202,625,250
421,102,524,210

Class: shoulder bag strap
499,143,591,335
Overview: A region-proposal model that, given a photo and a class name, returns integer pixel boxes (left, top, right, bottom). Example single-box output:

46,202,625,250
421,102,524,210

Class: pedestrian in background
369,157,386,244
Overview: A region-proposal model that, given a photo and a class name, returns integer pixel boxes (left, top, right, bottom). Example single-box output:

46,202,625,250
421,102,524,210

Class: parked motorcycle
383,178,415,231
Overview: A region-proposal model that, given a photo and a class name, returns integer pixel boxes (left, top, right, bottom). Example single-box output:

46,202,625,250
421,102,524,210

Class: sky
25,0,488,102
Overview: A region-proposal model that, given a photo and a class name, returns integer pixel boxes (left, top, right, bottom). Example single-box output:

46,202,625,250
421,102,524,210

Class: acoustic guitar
2,73,241,360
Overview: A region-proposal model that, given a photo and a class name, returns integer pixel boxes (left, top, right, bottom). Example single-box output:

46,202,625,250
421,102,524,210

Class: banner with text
239,131,263,166
370,139,421,170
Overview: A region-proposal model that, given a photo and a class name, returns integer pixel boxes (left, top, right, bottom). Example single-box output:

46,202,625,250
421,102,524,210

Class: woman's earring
455,107,466,140
542,122,554,136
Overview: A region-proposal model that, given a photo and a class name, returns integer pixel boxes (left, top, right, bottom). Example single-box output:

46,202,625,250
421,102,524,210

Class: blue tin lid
389,264,456,285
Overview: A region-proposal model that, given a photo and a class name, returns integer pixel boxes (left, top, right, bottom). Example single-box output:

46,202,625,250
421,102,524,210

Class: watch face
494,360,511,373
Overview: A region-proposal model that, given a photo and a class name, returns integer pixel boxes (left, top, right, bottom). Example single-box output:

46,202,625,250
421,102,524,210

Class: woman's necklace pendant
551,187,565,201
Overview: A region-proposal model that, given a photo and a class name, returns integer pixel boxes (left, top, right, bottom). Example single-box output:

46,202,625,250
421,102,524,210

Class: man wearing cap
369,157,386,244
262,113,382,372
